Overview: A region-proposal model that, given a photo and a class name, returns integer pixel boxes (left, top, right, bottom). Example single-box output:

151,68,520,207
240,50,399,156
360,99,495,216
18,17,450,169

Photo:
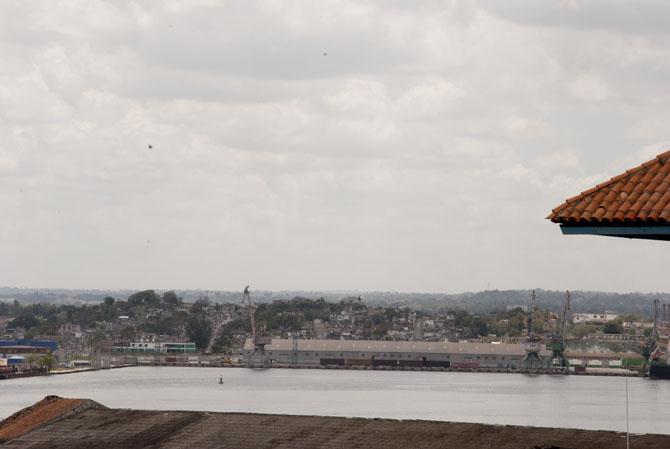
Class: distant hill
0,287,666,317
360,289,668,317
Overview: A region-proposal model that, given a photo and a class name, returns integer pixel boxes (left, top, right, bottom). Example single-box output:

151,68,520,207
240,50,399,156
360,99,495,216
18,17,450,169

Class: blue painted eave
559,225,670,241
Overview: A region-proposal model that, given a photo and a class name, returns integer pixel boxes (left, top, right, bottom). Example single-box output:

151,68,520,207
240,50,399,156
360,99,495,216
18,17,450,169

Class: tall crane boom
561,291,571,351
242,286,257,341
241,286,271,367
560,291,571,368
528,290,537,340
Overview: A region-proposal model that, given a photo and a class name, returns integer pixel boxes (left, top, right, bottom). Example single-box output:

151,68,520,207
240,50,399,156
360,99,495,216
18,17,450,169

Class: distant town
1,287,668,378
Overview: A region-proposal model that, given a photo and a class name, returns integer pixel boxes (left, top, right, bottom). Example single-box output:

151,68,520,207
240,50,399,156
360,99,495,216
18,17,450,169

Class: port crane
560,291,571,367
522,290,544,370
647,299,665,368
241,286,271,368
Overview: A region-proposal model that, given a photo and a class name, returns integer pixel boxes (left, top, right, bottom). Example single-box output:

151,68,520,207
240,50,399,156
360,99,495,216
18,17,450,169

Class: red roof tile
548,150,670,224
0,395,102,442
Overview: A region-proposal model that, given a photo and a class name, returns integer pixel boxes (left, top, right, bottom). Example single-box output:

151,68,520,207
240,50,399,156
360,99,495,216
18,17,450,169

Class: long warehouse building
243,339,553,369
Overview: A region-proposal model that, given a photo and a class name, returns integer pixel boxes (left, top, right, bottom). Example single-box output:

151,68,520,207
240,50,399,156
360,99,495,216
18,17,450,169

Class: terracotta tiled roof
548,150,670,224
0,395,102,442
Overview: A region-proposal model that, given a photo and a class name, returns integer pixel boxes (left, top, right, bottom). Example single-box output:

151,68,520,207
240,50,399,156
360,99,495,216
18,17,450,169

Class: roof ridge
0,396,105,443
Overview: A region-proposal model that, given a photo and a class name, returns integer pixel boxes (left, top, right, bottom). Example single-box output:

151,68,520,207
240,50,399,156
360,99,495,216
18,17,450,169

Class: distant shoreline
1,362,646,380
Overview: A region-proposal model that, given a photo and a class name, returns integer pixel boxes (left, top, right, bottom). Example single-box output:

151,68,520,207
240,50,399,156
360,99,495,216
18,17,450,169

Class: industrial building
0,339,56,379
572,312,619,324
243,339,553,369
0,339,57,352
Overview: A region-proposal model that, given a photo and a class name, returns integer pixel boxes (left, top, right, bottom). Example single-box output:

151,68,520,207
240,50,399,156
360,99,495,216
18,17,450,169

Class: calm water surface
2,367,669,434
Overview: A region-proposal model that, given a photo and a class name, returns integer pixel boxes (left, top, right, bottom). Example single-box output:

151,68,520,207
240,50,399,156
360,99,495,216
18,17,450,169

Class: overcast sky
2,1,670,293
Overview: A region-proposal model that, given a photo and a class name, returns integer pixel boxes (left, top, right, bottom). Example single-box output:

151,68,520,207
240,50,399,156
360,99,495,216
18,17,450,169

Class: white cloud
567,75,611,101
396,78,466,118
323,78,389,115
534,150,581,172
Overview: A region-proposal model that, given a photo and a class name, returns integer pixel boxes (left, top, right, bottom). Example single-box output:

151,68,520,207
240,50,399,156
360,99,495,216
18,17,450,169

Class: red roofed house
548,150,670,240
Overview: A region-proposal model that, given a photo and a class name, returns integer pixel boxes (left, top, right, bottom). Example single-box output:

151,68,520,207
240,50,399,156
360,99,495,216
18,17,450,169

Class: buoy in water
219,375,224,384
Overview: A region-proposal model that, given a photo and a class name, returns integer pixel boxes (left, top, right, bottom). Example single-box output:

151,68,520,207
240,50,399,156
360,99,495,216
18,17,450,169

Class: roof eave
558,224,670,241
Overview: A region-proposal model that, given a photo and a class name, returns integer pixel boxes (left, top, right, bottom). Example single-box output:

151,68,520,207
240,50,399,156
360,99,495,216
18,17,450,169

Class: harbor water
2,367,669,434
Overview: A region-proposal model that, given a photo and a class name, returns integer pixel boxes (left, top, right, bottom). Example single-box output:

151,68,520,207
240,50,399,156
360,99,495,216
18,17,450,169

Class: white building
113,342,196,354
572,312,618,324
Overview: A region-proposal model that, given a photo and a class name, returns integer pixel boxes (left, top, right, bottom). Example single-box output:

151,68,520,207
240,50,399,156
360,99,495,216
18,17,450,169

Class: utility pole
652,299,659,347
625,359,630,449
291,333,298,365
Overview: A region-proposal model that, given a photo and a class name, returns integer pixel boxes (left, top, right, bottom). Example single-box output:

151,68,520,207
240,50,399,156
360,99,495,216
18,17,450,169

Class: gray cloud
1,1,669,292
480,0,670,34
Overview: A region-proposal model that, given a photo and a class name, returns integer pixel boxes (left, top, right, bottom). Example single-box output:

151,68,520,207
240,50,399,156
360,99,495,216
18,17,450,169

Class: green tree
372,324,389,339
472,317,489,337
128,290,160,306
39,354,56,369
102,297,116,321
120,326,136,342
211,333,232,354
603,320,624,334
191,298,211,314
571,324,599,338
507,314,526,337
26,353,41,366
186,315,212,351
149,315,185,336
162,291,181,307
70,305,101,328
9,314,40,330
